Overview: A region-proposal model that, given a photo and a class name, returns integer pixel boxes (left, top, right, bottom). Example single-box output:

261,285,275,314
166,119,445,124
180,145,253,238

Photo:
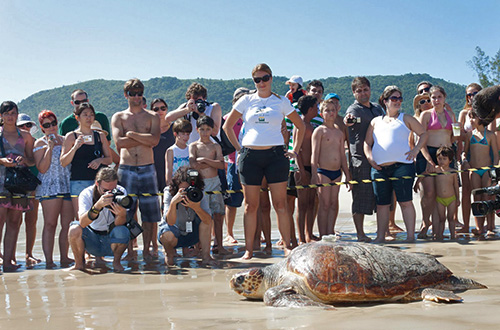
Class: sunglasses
419,99,431,105
128,91,143,97
41,120,58,129
19,122,33,128
389,96,403,102
74,99,89,105
467,91,479,98
418,87,430,94
152,106,167,112
253,74,271,84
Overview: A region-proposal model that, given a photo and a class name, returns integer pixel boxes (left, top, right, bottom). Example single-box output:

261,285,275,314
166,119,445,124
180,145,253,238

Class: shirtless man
189,116,228,255
293,95,319,243
111,78,161,261
312,98,351,237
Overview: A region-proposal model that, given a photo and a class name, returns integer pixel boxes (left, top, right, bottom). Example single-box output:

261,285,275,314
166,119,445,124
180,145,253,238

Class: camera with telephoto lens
471,185,500,216
107,188,133,209
185,169,203,203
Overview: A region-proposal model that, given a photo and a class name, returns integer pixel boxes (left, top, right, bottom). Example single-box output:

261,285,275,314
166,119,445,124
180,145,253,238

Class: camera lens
186,186,203,203
114,195,134,209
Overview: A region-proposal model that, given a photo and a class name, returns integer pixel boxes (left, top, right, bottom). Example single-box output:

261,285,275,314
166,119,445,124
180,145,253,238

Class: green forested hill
17,73,467,126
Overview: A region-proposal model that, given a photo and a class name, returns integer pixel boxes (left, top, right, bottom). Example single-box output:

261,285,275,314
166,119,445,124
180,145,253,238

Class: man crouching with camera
159,166,217,267
69,167,130,272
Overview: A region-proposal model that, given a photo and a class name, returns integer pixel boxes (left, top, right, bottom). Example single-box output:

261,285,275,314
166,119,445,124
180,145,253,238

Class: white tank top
372,113,412,165
172,144,190,174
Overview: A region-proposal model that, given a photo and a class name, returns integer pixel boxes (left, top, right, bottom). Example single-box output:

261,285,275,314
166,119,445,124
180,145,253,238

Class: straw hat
90,120,108,136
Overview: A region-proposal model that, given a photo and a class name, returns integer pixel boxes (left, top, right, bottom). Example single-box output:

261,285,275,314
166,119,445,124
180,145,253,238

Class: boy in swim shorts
311,97,351,238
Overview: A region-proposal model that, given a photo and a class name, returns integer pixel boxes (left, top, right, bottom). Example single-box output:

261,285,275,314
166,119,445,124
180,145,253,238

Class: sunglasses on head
419,99,431,105
389,96,403,102
253,74,271,84
467,91,479,98
74,99,89,105
418,87,430,94
128,91,143,97
152,106,167,112
41,120,57,129
19,122,33,128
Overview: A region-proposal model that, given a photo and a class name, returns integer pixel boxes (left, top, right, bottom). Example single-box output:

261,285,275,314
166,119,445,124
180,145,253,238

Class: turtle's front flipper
421,288,463,303
264,285,334,309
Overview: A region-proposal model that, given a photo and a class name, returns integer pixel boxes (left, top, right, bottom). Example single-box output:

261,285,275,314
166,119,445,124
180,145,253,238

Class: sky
1,0,499,103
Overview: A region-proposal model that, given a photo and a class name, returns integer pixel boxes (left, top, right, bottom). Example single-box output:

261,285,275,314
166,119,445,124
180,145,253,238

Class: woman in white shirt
223,63,305,259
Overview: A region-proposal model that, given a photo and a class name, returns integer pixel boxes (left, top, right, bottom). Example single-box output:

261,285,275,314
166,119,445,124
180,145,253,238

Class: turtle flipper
264,285,334,309
421,288,463,303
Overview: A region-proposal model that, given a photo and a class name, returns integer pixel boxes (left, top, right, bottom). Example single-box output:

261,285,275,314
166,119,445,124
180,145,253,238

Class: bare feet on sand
113,261,124,272
60,258,75,268
357,235,372,243
224,235,238,244
212,245,231,255
201,257,219,267
389,224,405,234
241,251,253,260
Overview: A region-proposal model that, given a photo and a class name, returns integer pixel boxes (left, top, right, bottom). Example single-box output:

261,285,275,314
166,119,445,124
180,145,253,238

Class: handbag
213,118,236,156
0,129,41,195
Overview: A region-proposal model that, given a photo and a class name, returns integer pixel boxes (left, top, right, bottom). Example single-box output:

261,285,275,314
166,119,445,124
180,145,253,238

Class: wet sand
1,190,500,329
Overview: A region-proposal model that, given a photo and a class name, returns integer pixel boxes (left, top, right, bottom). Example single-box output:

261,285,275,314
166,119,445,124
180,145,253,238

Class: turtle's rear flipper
264,285,334,310
421,288,463,303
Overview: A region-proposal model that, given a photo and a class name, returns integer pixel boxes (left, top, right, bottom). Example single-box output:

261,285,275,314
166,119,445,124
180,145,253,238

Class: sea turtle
230,241,486,308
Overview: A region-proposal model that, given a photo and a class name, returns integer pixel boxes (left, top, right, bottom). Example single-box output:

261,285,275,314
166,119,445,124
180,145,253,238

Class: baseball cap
324,93,340,101
286,75,303,86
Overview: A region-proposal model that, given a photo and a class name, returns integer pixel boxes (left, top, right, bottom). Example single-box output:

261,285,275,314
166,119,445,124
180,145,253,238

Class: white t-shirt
233,93,294,147
172,144,190,174
79,184,127,231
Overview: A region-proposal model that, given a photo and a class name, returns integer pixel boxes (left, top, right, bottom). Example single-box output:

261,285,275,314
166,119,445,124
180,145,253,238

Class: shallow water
1,192,500,329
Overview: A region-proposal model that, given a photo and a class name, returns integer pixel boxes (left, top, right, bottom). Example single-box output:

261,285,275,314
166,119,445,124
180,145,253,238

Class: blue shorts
158,218,201,248
225,162,243,207
74,221,130,257
70,180,94,197
39,193,72,202
238,146,289,186
117,164,162,223
371,162,415,205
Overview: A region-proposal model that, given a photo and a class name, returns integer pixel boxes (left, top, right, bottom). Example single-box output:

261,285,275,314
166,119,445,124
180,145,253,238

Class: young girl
311,98,351,238
434,147,460,240
462,111,498,237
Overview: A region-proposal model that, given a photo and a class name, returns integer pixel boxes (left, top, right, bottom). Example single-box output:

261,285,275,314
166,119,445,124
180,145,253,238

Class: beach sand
1,189,499,329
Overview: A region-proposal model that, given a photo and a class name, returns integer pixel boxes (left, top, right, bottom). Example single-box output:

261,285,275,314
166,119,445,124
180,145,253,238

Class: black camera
108,188,134,209
471,185,500,216
195,99,209,113
185,169,203,203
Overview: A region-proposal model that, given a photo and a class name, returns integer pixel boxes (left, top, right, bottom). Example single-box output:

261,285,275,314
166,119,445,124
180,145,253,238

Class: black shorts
238,146,289,186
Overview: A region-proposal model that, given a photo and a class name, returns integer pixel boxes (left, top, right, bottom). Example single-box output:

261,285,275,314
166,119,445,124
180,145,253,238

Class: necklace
258,95,271,111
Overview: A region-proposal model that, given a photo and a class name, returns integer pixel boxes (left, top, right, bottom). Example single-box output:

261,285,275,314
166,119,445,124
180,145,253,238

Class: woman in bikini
462,110,498,237
457,83,483,234
0,101,35,272
418,86,457,238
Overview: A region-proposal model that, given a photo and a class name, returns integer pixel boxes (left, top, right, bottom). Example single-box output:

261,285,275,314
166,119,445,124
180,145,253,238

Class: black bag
213,118,236,156
4,166,41,195
126,219,144,239
0,129,41,195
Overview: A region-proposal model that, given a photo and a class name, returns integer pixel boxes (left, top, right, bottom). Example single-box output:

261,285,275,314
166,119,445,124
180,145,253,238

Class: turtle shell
286,242,452,302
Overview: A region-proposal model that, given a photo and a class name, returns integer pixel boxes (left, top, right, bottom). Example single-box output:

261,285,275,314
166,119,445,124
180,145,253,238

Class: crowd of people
1,64,500,272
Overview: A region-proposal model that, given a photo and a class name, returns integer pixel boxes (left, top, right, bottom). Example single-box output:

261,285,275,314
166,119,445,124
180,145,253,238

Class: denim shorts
70,180,94,197
225,162,243,207
74,222,130,257
238,146,289,186
371,162,415,205
39,193,72,202
158,218,201,248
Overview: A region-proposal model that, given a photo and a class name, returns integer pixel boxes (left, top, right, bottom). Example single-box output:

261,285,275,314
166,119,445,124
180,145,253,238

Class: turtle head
230,268,266,299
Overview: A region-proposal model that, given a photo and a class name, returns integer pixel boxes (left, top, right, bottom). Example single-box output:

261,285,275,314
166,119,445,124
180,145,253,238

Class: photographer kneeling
69,167,130,272
158,167,216,266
